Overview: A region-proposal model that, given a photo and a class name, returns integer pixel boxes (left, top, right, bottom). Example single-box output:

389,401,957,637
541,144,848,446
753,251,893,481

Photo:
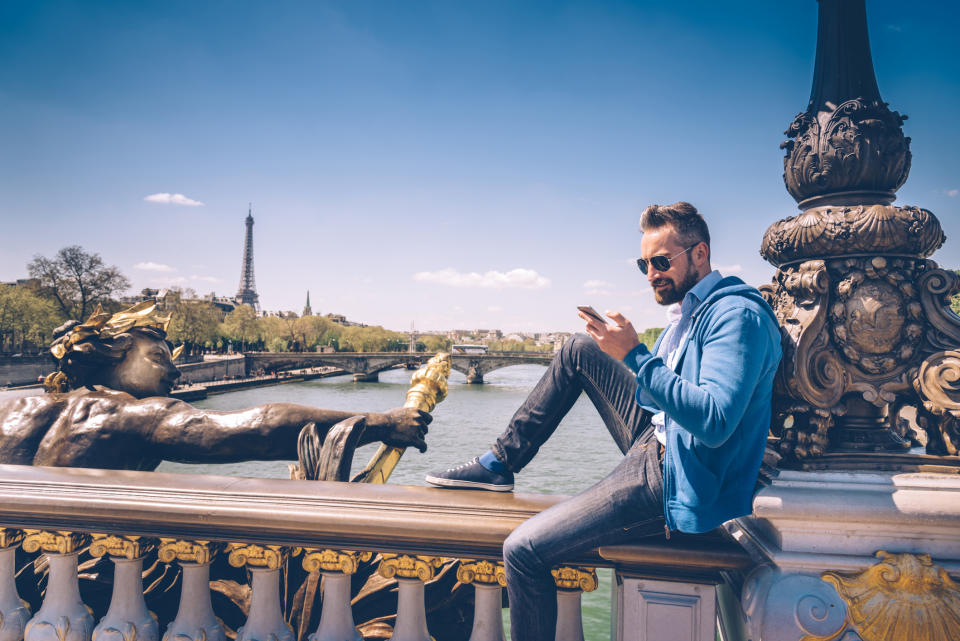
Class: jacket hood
695,276,778,326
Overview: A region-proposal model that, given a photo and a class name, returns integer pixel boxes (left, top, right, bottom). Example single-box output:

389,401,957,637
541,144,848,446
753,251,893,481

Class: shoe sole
424,475,514,492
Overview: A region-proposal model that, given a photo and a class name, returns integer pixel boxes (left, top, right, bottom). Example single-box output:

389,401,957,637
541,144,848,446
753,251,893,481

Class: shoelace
446,457,479,472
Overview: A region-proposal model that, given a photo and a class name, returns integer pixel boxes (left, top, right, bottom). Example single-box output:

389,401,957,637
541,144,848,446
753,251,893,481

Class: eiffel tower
236,204,260,313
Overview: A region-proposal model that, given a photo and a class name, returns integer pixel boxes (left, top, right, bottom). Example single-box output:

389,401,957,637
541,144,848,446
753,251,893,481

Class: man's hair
639,202,711,250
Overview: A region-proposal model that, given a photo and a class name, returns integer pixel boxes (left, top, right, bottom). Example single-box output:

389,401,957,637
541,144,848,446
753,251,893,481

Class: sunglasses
636,245,696,275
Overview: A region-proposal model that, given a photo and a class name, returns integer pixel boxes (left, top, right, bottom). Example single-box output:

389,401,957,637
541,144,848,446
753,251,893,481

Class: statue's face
102,333,181,398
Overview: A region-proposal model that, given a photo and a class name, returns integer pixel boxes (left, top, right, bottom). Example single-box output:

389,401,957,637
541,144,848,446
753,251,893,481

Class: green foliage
27,245,130,320
221,305,260,350
637,327,664,349
418,334,452,352
0,285,60,353
952,271,960,315
165,289,222,353
488,339,552,353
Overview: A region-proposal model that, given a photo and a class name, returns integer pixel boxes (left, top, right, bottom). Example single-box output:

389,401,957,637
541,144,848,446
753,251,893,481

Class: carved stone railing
0,465,747,641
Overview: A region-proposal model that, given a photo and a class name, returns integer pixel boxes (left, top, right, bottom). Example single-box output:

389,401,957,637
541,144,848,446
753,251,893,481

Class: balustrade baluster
226,544,294,641
301,549,371,641
22,531,94,641
456,560,506,641
551,566,597,641
377,555,443,641
158,540,224,641
0,529,30,641
89,535,158,641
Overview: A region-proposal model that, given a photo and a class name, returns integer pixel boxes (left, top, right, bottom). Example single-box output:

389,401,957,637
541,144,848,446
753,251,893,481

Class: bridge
244,351,555,383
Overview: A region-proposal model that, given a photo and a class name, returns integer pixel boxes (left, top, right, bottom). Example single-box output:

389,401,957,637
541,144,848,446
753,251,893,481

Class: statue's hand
380,407,432,452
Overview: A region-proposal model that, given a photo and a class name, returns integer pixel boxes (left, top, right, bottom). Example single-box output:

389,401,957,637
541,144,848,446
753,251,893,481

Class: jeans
494,334,665,641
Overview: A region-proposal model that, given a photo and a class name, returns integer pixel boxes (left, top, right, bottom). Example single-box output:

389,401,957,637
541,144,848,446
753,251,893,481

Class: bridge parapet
0,464,749,641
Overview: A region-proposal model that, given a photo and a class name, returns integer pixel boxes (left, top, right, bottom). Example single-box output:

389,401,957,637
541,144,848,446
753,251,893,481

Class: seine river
4,364,628,639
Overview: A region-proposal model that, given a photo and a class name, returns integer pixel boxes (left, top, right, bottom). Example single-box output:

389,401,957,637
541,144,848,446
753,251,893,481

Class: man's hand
379,407,432,452
579,310,641,361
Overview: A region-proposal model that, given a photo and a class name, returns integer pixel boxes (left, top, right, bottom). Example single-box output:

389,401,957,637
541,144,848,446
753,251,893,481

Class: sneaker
425,457,515,492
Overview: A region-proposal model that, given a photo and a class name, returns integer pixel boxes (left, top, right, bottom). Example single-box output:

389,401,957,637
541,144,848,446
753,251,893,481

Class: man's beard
652,264,700,305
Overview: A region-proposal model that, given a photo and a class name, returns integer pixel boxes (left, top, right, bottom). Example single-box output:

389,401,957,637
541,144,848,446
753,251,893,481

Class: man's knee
503,526,539,574
560,333,595,360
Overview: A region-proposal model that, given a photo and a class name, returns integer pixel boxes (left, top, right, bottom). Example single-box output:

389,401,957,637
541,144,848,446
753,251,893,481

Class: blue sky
1,0,958,333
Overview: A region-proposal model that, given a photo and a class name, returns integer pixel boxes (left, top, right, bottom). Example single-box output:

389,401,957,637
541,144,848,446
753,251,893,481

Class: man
0,301,430,469
426,202,781,640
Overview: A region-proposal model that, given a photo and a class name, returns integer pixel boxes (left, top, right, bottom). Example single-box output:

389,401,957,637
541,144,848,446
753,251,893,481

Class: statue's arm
130,398,428,464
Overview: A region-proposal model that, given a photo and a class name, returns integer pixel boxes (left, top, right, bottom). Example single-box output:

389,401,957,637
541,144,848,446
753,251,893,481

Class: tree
28,246,130,320
165,289,222,355
419,335,452,352
222,305,260,352
637,327,664,349
0,285,60,354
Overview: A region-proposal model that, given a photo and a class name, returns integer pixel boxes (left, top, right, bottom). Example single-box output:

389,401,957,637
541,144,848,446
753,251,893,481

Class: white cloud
190,275,221,283
947,189,959,198
413,268,550,289
134,261,175,272
715,264,743,274
583,280,614,290
144,193,205,206
487,306,503,312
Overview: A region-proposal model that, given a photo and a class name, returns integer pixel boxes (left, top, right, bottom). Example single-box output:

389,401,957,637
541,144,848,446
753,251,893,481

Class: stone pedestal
729,470,960,641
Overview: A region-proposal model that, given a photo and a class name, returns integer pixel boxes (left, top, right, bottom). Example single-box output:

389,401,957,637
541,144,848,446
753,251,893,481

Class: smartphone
577,305,608,325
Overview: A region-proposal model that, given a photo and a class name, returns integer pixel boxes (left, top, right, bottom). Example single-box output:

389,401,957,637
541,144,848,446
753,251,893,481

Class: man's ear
693,242,710,269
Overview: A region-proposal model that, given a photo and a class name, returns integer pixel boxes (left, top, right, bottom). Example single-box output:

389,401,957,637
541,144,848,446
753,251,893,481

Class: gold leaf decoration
157,539,219,565
378,554,444,582
89,534,155,560
551,566,598,592
822,551,960,641
457,559,506,586
0,528,25,549
22,530,90,555
301,549,372,575
225,543,294,570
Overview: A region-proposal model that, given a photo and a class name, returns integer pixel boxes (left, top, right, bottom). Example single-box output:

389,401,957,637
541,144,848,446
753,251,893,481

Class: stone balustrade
0,464,748,641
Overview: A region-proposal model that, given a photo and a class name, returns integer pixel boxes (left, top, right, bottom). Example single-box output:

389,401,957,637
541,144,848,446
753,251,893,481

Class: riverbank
170,366,348,401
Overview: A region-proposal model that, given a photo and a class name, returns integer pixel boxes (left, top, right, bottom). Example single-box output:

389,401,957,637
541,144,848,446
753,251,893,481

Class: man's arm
120,397,429,463
625,308,777,447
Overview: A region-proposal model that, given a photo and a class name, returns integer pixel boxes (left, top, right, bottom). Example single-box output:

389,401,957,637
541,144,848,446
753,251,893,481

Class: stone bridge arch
243,352,555,384
448,353,554,384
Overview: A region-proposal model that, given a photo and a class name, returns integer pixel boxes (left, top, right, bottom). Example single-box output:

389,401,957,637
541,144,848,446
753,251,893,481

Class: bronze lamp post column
761,0,960,469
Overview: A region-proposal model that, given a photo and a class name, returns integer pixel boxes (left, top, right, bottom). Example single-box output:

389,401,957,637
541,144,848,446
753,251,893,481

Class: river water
3,365,628,639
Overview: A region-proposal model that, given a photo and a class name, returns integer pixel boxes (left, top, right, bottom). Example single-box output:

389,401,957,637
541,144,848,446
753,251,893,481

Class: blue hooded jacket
623,276,781,534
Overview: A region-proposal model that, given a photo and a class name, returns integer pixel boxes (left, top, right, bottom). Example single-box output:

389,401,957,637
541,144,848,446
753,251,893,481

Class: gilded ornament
551,566,598,592
89,534,155,560
157,539,219,565
457,559,506,586
355,352,452,484
22,530,90,555
225,542,294,570
301,549,372,575
0,528,25,549
377,554,444,582
821,551,960,641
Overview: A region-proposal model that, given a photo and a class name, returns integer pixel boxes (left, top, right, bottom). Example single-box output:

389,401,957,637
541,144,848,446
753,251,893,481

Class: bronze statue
0,301,431,469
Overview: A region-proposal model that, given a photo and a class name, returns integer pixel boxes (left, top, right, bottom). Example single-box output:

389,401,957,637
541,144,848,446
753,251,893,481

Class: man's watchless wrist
622,343,650,373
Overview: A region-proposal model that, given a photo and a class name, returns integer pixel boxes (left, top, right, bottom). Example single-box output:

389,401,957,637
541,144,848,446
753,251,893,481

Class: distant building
0,278,41,290
303,291,313,317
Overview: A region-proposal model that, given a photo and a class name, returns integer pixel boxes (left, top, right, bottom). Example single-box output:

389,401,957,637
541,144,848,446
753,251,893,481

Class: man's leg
426,333,648,490
494,332,649,471
503,431,664,641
